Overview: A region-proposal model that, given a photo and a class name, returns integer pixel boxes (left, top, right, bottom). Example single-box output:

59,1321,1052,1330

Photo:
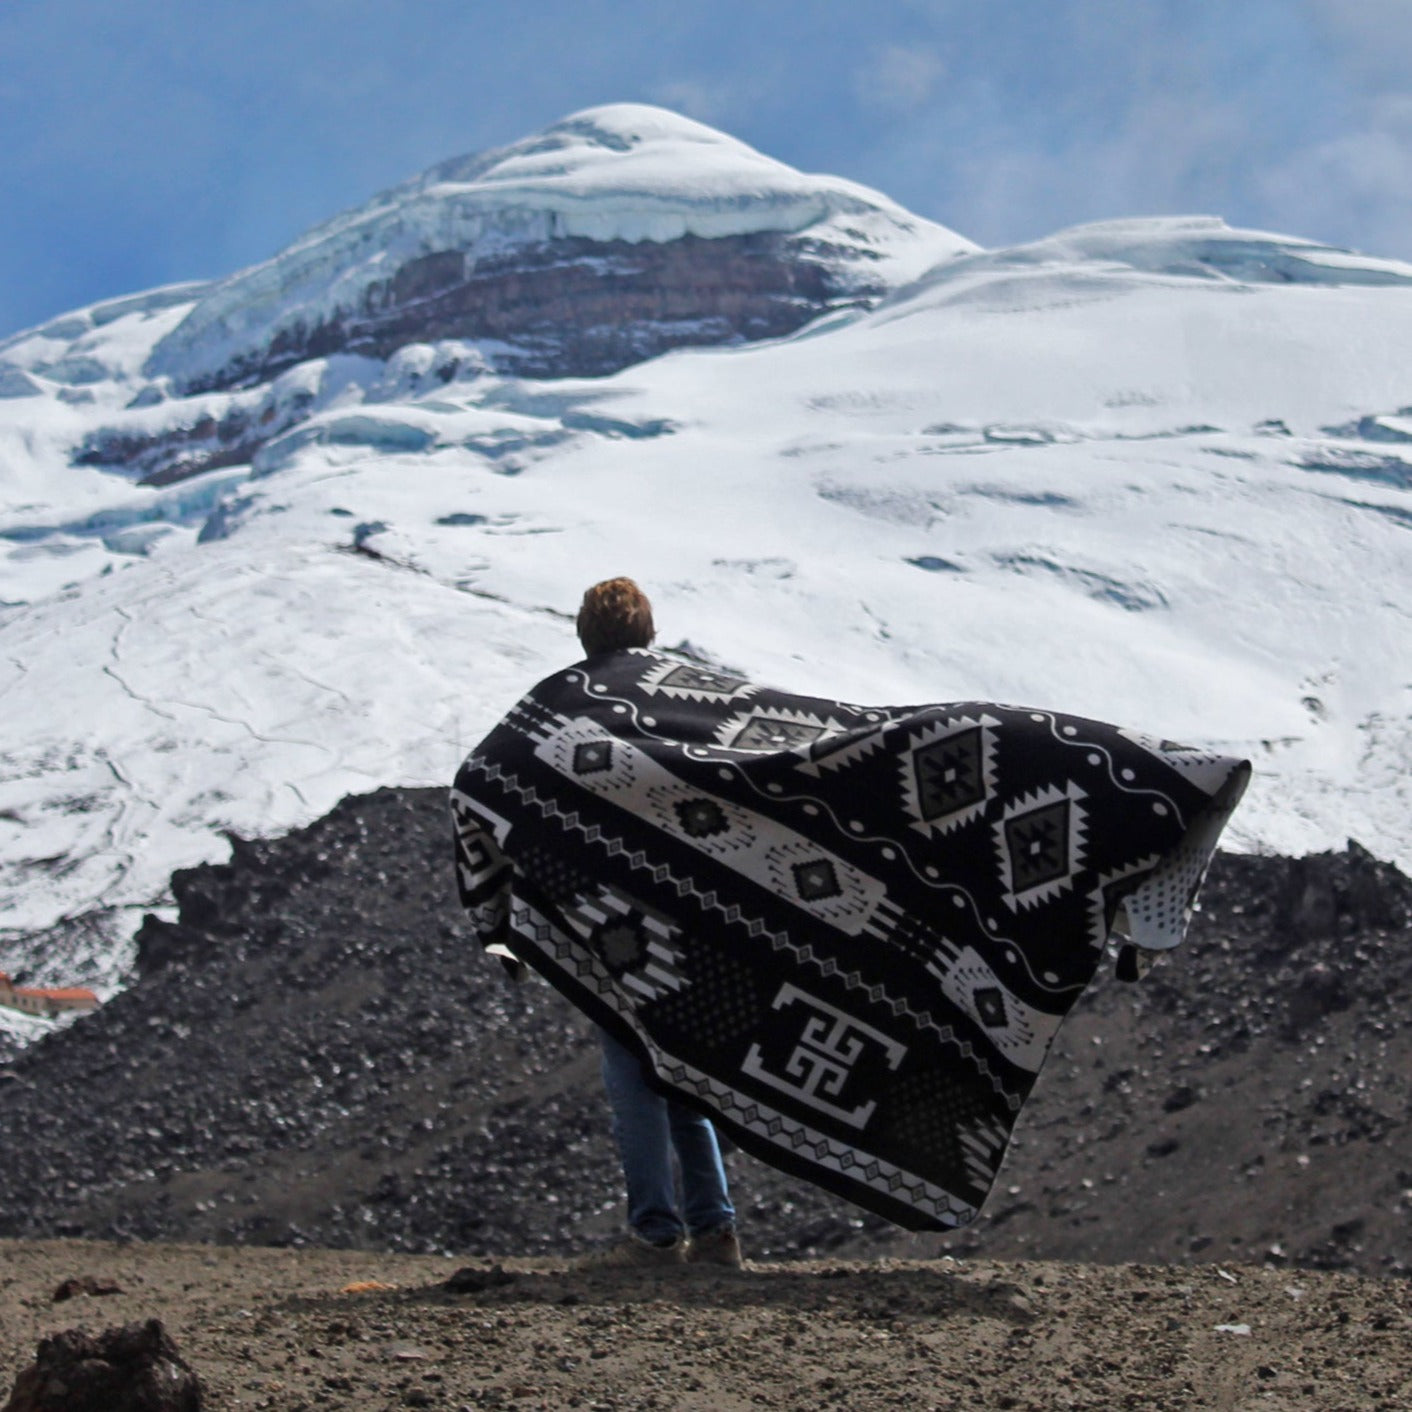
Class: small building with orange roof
0,971,98,1019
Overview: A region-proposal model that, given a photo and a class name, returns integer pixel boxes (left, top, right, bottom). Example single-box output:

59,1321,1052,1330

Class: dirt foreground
1,1240,1407,1411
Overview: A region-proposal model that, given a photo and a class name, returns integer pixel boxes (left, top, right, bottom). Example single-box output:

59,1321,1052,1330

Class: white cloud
877,81,1258,250
1265,3,1412,257
648,79,732,126
1304,0,1412,92
1258,125,1412,258
854,43,945,111
646,60,790,136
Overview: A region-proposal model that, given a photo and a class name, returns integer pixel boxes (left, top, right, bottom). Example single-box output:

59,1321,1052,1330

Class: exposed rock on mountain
74,231,888,487
165,231,898,397
1,786,1407,1274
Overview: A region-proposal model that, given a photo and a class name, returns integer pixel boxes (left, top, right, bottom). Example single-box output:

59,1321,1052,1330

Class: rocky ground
2,786,1411,1408
2,1239,1409,1411
0,787,1409,1278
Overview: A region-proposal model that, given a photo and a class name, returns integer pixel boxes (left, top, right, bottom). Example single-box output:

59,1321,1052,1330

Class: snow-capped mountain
1,104,1410,1032
52,107,971,489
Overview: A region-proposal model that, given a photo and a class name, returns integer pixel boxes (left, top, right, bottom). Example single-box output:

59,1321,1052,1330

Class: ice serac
146,104,977,397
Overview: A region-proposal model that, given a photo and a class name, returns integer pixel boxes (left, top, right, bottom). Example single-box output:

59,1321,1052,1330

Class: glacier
143,104,977,395
0,104,1409,1042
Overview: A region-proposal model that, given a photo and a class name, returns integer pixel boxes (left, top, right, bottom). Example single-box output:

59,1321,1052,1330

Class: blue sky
3,0,1411,339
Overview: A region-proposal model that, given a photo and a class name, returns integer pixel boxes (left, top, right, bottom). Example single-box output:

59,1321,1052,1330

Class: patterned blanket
451,649,1250,1230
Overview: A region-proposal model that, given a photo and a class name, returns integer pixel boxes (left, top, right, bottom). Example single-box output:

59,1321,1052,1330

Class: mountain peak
419,104,766,187
142,105,974,397
347,102,915,225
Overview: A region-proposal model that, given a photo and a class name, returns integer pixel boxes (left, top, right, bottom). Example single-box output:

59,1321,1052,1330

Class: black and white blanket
451,649,1250,1230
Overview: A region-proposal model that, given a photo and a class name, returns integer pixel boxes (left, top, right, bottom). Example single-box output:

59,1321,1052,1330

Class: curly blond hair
576,577,655,656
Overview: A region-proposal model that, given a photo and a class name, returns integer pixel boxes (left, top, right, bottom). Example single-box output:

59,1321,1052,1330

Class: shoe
571,1233,687,1270
686,1226,743,1269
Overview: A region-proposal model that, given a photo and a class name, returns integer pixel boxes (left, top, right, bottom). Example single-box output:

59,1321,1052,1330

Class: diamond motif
598,919,645,972
675,796,730,839
973,986,1009,1029
572,740,613,775
731,714,829,750
1005,800,1070,892
792,858,842,901
900,715,1001,836
661,665,746,694
914,728,986,819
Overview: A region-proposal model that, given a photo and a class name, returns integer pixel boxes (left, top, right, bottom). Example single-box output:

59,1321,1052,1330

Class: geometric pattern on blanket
451,648,1250,1231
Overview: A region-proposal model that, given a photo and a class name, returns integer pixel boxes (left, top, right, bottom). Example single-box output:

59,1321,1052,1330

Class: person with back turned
570,577,742,1269
452,574,1251,1266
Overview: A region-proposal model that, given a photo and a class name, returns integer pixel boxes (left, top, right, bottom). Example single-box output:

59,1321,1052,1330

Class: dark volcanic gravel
0,786,1408,1275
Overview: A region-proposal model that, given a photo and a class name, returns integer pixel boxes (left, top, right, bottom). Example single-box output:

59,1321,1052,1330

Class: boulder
2,1319,202,1412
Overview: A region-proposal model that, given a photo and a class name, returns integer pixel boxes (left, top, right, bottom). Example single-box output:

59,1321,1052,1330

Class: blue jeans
598,1026,735,1245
